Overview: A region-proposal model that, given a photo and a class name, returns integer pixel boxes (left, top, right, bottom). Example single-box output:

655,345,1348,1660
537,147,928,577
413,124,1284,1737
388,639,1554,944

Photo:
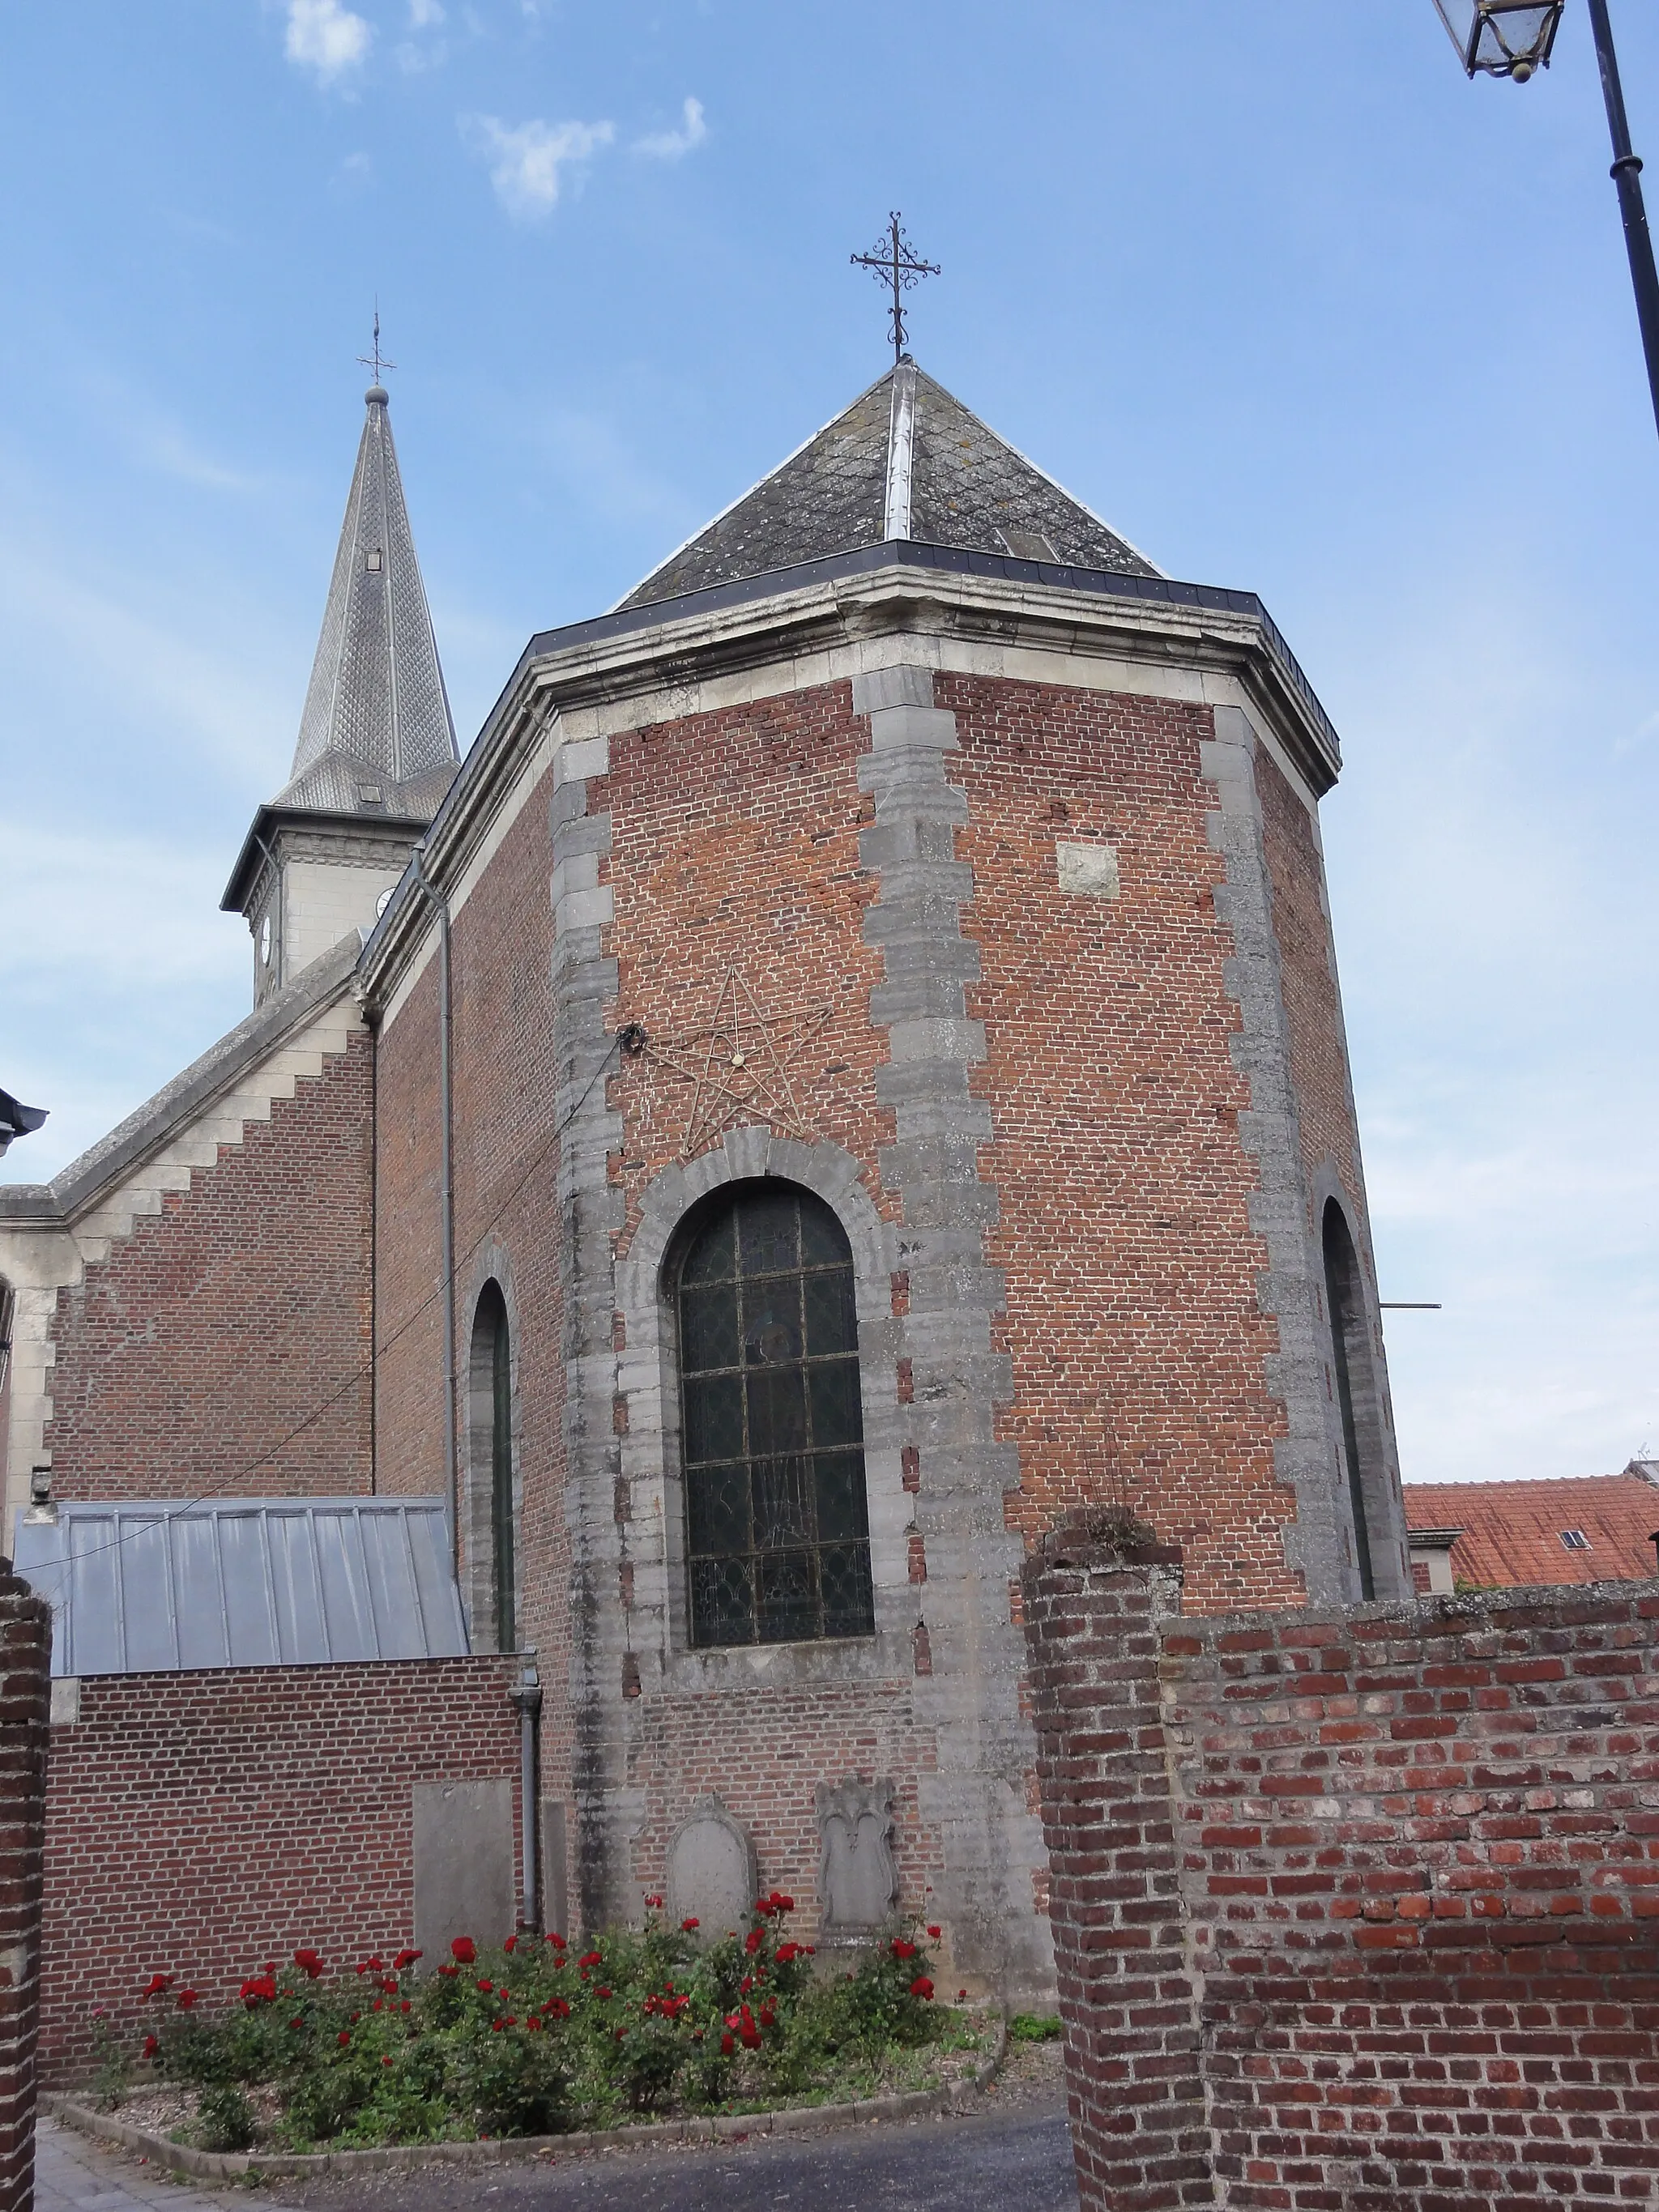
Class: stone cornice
357,543,1344,1015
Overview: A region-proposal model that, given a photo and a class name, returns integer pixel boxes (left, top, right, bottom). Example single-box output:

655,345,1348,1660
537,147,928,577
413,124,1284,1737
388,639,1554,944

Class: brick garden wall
1022,1532,1659,2212
0,1574,51,2212
46,1037,375,1503
40,1656,519,2082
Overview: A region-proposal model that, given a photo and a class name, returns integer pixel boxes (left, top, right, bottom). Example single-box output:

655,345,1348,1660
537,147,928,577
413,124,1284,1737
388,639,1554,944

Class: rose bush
120,1903,973,2150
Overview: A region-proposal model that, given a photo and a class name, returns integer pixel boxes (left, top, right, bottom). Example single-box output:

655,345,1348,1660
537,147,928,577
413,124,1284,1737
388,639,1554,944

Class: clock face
375,886,394,919
260,914,272,965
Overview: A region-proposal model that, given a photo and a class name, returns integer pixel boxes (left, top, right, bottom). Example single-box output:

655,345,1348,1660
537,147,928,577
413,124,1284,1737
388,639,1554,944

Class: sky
1,1,1655,1489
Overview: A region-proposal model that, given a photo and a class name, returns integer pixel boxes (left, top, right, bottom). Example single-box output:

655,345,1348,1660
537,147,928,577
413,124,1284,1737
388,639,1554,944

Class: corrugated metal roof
12,1498,468,1677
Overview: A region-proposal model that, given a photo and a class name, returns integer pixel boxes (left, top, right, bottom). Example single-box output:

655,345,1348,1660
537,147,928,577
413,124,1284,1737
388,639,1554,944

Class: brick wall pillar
1019,1528,1211,2212
0,1566,50,2212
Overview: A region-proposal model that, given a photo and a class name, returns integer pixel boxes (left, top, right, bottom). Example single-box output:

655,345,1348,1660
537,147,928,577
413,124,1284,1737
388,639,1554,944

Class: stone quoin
0,355,1410,2035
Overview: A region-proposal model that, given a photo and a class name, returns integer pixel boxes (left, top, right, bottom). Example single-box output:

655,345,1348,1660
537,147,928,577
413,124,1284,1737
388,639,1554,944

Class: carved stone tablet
665,1794,757,1938
816,1776,898,1933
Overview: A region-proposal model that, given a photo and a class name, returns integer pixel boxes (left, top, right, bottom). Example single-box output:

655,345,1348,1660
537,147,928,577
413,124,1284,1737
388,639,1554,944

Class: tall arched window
675,1183,874,1649
1322,1200,1377,1600
467,1281,516,1652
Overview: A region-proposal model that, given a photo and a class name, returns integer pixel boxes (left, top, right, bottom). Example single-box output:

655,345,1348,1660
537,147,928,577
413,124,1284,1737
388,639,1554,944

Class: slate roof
278,386,459,819
1403,1473,1659,1589
619,360,1159,610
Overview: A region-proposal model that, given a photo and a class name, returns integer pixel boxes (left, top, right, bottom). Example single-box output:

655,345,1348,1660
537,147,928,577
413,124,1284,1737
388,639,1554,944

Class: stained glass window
676,1184,874,1648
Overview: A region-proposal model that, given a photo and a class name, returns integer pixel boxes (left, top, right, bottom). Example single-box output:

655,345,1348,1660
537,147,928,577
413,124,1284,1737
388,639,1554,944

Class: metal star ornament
640,969,835,1159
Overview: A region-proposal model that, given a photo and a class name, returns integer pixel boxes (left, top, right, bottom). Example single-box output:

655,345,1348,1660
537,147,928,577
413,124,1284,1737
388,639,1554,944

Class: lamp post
1434,1,1659,444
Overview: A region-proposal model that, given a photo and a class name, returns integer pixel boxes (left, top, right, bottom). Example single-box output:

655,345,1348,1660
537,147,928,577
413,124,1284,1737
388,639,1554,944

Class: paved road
36,2051,1077,2212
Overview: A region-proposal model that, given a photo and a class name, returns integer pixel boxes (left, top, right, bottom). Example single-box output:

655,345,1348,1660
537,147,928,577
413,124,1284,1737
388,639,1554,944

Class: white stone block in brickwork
1056,841,1120,898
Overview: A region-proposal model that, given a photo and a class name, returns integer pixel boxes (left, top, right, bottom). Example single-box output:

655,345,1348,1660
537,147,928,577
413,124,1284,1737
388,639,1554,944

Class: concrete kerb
42,2021,1008,2184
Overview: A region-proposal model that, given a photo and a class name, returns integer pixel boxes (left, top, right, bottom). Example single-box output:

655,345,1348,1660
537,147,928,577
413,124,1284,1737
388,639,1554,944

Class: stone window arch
466,1279,517,1652
1321,1198,1385,1600
670,1180,875,1649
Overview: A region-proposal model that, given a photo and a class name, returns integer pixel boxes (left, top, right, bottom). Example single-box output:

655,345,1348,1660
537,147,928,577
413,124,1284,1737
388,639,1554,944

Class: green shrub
1009,2012,1063,2043
114,1899,966,2149
194,2085,258,2152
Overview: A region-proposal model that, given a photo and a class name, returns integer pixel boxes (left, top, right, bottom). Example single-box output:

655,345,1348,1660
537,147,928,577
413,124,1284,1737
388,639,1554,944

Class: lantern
1431,0,1564,80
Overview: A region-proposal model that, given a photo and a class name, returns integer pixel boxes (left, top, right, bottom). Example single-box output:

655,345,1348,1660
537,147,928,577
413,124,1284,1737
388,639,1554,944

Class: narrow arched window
1322,1201,1376,1600
676,1183,874,1649
468,1281,516,1652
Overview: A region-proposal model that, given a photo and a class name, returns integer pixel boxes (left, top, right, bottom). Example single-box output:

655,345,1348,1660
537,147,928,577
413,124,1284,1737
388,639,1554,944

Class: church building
0,353,1410,2014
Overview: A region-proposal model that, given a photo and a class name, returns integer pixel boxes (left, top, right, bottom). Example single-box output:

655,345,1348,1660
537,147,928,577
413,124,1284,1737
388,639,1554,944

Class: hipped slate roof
1403,1473,1659,1589
278,386,459,819
619,358,1160,610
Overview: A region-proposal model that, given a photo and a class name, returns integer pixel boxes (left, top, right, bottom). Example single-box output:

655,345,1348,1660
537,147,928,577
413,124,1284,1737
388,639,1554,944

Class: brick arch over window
1321,1197,1386,1601
613,1129,911,1683
669,1180,874,1648
465,1277,518,1652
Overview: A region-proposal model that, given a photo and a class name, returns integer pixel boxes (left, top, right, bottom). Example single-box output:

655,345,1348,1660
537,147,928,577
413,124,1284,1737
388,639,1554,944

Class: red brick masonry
0,1576,52,2212
40,1656,519,2082
1021,1532,1659,2212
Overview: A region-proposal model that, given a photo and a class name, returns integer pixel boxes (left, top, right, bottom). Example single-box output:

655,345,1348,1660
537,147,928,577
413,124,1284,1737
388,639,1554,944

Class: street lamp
1435,1,1659,444
1433,2,1562,82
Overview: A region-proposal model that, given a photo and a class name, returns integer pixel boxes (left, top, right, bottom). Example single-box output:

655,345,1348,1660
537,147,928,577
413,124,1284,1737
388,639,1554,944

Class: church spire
277,382,459,816
223,376,462,1007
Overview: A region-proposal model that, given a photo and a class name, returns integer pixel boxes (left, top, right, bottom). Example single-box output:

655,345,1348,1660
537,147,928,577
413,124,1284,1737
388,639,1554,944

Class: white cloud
284,0,373,86
462,115,615,219
407,0,445,22
633,96,707,160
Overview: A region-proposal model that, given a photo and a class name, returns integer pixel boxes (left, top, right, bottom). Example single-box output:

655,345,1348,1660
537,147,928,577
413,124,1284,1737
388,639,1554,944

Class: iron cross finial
356,305,396,387
851,212,940,369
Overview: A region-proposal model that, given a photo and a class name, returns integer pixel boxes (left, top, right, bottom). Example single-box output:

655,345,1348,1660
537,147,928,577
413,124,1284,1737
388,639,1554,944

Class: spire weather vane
357,308,396,387
851,212,940,368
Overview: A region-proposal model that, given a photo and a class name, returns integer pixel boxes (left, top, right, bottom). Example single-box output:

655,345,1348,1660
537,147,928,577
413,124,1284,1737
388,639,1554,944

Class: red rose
142,2034,159,2059
547,1932,566,1949
240,1974,278,2009
450,1937,476,1964
680,1917,699,1932
177,1990,198,2010
720,2031,735,2056
372,2000,383,2014
596,1987,612,2001
927,1925,941,1940
437,1965,458,1978
476,1980,493,1994
394,1949,421,1970
141,1974,173,2000
290,2018,304,2031
910,1975,934,2001
891,1938,917,1960
400,2001,411,2014
382,2055,393,2068
293,1950,325,1980
744,1929,763,1955
957,1988,968,2001
338,2031,351,2046
644,1893,663,1910
549,1998,570,2019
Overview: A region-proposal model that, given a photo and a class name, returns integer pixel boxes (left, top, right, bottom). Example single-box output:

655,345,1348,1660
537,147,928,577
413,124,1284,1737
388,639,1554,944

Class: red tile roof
1402,1474,1659,1590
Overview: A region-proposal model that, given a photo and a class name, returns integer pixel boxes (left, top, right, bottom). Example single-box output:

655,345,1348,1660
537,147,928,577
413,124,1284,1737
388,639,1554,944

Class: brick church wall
0,1574,51,2212
373,784,574,1802
1022,1534,1659,2212
45,1036,374,1502
945,674,1303,1613
39,1655,520,2082
1256,747,1365,1221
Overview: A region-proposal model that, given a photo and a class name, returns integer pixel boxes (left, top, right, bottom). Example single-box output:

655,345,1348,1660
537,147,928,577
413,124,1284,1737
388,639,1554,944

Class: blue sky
2,1,1655,1486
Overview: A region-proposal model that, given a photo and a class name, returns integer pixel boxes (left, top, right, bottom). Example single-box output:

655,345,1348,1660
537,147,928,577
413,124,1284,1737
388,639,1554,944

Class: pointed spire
277,386,458,817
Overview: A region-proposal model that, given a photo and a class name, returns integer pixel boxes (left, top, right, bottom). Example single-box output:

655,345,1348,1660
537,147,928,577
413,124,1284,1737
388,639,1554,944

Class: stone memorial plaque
816,1776,898,1933
665,1794,757,1938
